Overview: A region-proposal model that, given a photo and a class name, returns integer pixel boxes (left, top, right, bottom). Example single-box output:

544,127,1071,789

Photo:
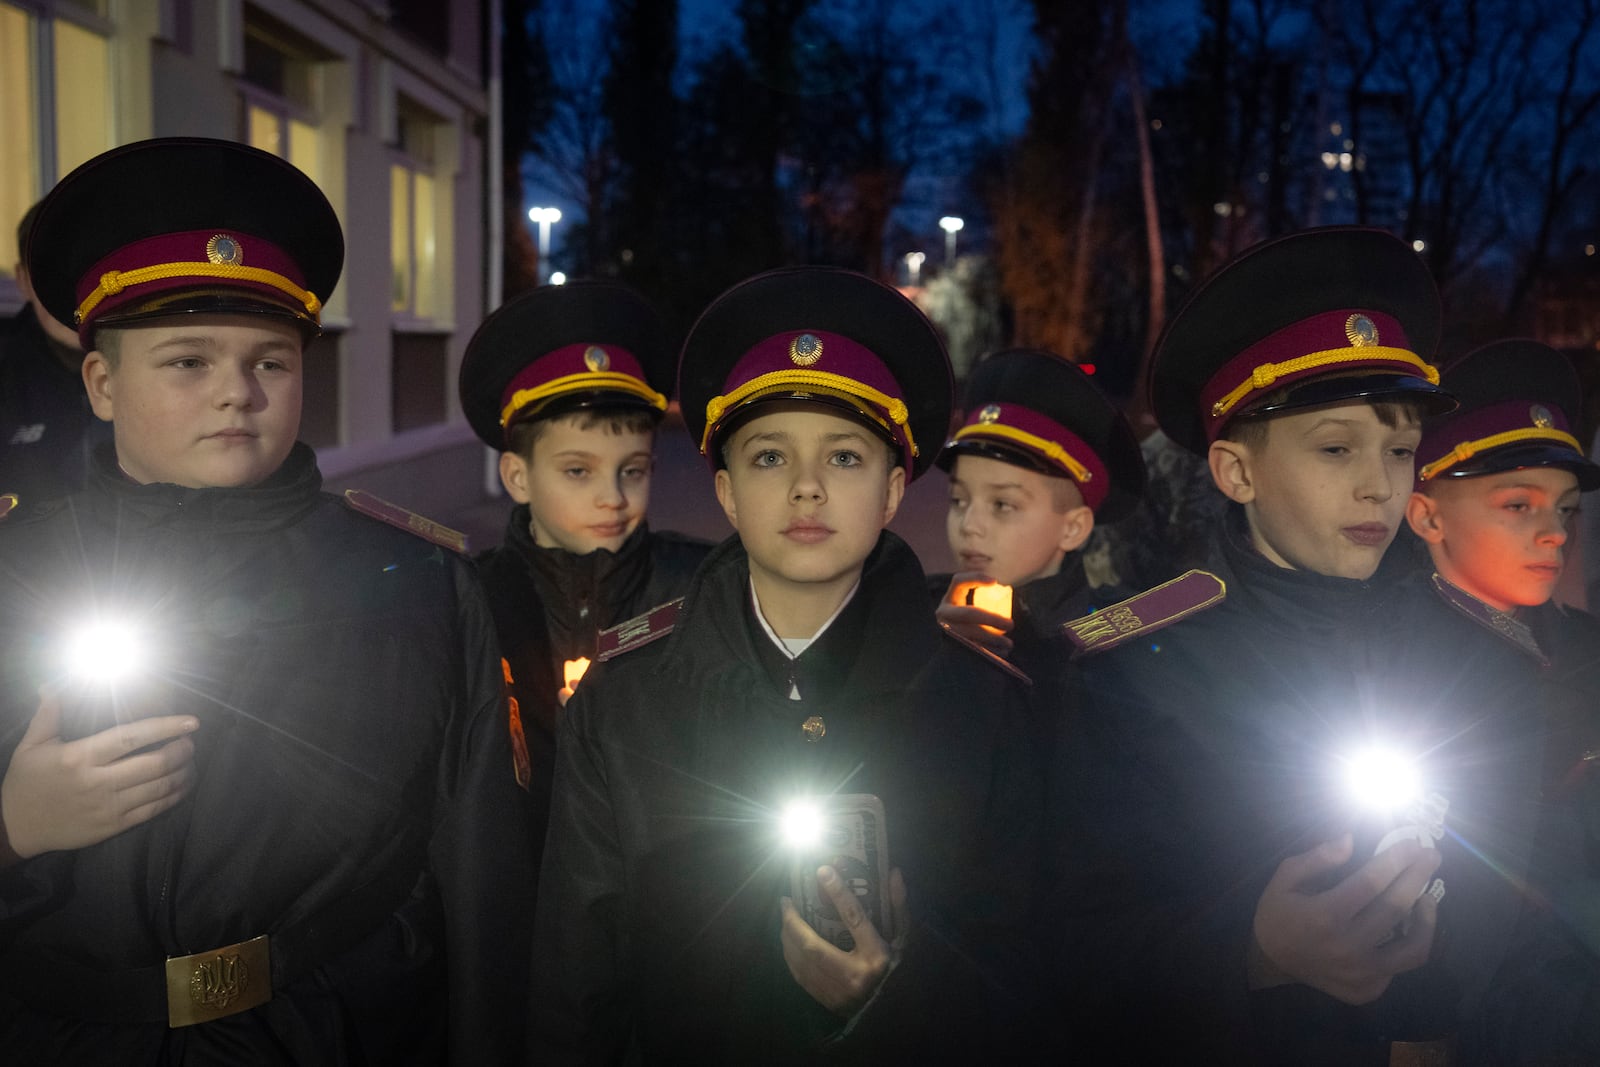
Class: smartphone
787,793,894,951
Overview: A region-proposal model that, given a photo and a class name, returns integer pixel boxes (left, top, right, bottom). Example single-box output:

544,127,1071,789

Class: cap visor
1436,443,1600,491
1244,372,1457,421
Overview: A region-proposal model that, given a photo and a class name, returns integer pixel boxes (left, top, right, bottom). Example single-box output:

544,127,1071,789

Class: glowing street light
527,205,562,263
939,215,964,264
904,250,925,286
549,271,567,285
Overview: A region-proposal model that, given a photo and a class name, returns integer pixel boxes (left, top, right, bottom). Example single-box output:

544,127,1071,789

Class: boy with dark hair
1052,227,1556,1062
0,138,532,1063
931,347,1145,672
457,283,709,875
530,267,1039,1063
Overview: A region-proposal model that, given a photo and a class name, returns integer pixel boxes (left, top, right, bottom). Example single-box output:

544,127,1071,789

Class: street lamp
904,251,925,286
939,216,964,265
527,205,562,263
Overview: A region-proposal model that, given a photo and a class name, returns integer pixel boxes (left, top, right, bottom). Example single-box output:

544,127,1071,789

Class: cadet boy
530,267,1039,1063
457,282,708,885
1052,228,1553,1062
932,347,1145,672
1405,340,1600,1061
1406,339,1600,624
0,139,532,1063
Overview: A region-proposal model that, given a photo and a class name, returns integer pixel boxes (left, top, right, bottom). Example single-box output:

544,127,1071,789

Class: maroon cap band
1198,309,1436,442
74,229,318,342
948,401,1111,511
497,341,666,429
703,329,915,469
1417,398,1583,481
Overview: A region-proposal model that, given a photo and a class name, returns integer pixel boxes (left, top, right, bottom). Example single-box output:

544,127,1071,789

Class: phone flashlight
779,798,826,851
55,616,154,740
1340,744,1423,817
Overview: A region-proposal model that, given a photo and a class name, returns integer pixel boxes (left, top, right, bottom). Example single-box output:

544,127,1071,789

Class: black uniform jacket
1474,598,1600,1064
0,445,534,1065
1052,510,1549,1064
472,510,710,890
927,555,1119,742
0,305,108,507
530,531,1041,1064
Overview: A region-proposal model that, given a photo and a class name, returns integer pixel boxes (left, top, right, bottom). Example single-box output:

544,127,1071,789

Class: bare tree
520,0,617,275
1502,0,1600,327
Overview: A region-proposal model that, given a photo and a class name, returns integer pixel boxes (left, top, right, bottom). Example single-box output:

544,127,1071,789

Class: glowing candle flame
563,657,591,690
970,583,1013,621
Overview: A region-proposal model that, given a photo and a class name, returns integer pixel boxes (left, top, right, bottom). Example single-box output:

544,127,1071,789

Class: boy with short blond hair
0,138,531,1063
1051,228,1562,1062
931,347,1145,667
530,267,1039,1062
1406,339,1598,622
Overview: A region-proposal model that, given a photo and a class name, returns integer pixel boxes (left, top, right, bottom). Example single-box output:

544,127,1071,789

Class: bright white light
527,206,562,223
549,271,567,285
1342,746,1422,814
938,215,964,234
904,251,925,269
60,619,146,685
779,799,825,850
1412,239,1427,253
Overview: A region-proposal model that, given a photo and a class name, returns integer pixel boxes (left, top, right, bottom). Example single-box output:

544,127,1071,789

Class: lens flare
779,799,825,850
60,619,146,686
1342,745,1422,814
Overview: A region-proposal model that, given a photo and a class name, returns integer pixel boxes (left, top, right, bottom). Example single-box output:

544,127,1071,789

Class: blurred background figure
0,201,105,508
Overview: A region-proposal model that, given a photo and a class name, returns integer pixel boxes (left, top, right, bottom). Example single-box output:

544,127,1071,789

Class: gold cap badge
205,234,244,265
584,346,611,372
789,333,823,367
1345,313,1378,347
1530,404,1554,428
801,715,826,742
978,404,1002,424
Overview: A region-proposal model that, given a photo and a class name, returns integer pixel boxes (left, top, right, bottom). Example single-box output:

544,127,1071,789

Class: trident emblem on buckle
165,934,271,1027
190,950,251,1011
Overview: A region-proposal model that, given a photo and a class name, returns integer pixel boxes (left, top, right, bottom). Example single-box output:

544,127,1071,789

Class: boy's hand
937,573,1014,656
1250,834,1441,1005
1,686,199,860
780,864,908,1016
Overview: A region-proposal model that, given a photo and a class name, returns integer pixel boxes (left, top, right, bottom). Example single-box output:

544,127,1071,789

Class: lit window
391,165,412,310
390,97,443,321
0,2,115,277
0,5,35,273
53,19,112,176
238,7,329,190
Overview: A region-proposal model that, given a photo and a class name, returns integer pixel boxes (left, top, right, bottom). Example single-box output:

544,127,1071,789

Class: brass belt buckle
164,934,271,1028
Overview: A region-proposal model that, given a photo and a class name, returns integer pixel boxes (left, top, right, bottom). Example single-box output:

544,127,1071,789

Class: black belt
0,867,421,1027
